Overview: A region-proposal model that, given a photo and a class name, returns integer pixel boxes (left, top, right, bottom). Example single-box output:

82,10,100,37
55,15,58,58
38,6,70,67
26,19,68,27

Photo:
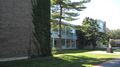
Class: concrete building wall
0,0,32,58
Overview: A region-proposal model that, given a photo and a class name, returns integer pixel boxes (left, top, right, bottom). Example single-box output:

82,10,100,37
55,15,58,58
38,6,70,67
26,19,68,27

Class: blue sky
71,0,120,30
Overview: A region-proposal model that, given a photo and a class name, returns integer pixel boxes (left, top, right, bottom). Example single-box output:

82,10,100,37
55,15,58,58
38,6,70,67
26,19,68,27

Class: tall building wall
97,20,106,32
0,0,32,58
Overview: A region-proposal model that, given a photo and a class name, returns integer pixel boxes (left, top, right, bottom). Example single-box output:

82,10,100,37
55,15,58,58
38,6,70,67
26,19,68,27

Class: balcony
51,31,77,40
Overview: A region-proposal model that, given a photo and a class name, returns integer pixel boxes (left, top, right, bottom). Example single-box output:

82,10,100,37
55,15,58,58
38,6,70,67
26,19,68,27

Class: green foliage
108,29,120,39
76,17,107,49
52,47,59,54
51,0,90,22
82,17,99,47
31,0,52,57
99,32,109,45
51,0,90,51
76,28,86,49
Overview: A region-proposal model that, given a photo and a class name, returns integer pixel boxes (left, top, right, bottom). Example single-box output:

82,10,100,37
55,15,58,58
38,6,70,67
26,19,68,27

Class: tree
78,17,100,48
51,0,90,51
31,0,52,57
106,29,120,47
108,29,120,39
98,32,109,46
76,27,86,49
97,28,111,46
76,17,109,49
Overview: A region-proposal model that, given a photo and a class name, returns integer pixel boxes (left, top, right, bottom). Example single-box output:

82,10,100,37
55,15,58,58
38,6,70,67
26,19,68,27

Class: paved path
85,51,120,54
94,58,120,67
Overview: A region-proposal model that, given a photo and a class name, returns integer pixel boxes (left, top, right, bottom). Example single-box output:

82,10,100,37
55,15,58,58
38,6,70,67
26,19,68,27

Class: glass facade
51,25,77,49
51,38,76,49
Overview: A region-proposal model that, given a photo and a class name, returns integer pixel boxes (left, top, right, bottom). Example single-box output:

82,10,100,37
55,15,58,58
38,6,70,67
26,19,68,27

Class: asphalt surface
87,51,120,67
94,58,120,67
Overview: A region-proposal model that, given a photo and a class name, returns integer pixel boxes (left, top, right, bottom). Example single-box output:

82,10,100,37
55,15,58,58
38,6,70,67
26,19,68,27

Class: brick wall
0,0,32,58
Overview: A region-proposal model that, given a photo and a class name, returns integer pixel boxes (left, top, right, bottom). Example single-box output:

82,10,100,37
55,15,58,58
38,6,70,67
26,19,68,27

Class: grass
0,50,120,67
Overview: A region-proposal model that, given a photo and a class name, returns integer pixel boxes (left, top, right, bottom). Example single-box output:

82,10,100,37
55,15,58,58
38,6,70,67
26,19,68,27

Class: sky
70,0,120,30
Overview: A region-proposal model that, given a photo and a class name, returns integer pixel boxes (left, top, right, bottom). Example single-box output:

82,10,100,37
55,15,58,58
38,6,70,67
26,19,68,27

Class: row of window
51,38,76,49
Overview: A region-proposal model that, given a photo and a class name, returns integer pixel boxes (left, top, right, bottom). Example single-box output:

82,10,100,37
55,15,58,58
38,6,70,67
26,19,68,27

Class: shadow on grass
0,55,114,67
60,48,107,54
63,55,113,67
60,49,94,54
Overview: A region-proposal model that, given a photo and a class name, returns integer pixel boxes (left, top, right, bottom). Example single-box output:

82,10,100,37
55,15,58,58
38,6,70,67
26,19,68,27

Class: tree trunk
31,0,52,57
58,0,63,52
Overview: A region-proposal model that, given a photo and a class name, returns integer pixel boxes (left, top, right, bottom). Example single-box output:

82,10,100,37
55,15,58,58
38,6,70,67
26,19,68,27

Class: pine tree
51,0,90,51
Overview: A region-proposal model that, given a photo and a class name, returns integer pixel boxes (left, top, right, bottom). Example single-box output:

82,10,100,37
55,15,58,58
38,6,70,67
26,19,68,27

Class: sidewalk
85,51,120,54
94,58,120,67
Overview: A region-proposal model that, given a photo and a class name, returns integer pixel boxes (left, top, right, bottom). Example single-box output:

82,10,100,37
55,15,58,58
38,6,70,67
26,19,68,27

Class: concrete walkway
85,51,120,54
94,58,120,67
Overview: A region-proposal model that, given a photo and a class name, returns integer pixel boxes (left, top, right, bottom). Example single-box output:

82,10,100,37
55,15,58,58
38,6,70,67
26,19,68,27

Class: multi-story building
51,23,77,49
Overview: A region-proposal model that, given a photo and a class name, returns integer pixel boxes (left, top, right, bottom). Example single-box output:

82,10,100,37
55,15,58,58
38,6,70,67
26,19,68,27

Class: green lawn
0,50,120,67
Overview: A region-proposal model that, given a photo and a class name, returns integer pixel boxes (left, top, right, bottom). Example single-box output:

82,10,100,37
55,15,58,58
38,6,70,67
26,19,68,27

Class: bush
52,48,59,54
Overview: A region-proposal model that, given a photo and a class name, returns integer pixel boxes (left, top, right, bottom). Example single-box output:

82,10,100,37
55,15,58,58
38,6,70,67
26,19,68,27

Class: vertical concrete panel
0,0,32,58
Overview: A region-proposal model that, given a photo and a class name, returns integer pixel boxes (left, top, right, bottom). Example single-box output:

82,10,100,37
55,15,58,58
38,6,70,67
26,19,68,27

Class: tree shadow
0,56,83,67
62,54,114,67
0,55,114,67
60,49,95,54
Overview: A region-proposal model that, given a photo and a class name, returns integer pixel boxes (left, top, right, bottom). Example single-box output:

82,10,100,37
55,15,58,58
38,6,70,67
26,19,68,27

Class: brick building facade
0,0,32,58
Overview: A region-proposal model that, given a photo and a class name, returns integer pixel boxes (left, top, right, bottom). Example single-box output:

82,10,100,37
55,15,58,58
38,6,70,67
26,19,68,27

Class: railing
51,31,77,39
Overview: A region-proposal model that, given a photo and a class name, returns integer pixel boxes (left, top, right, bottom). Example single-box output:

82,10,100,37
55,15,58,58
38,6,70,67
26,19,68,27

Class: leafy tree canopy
108,29,120,39
76,17,108,48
